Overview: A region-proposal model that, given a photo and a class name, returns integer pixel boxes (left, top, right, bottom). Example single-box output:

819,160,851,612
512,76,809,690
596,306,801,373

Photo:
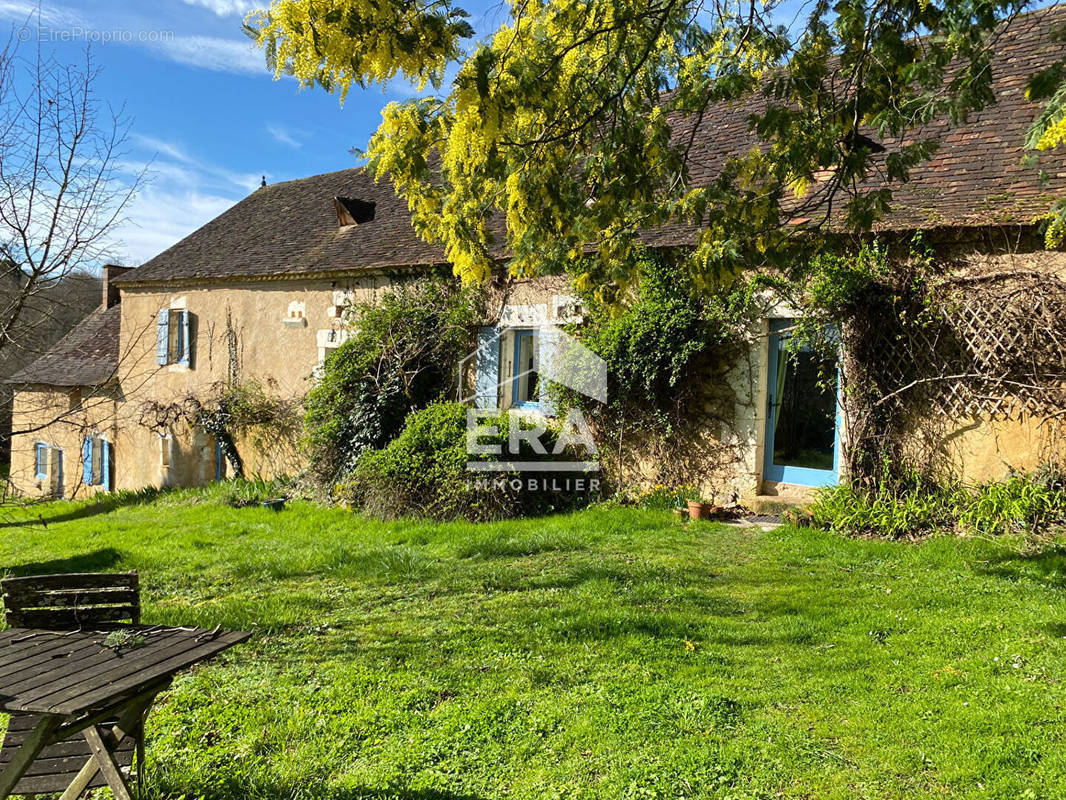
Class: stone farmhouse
7,8,1066,503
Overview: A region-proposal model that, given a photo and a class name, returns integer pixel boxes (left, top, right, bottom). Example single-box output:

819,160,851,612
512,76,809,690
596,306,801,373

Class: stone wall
98,274,394,491
9,230,1064,500
896,234,1066,484
9,385,118,499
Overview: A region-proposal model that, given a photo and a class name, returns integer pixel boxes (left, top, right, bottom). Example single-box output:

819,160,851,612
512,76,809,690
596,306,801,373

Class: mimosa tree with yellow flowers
247,0,1038,299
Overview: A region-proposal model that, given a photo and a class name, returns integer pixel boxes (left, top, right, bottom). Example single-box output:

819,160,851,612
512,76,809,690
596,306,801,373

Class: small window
82,435,110,486
157,308,191,366
334,197,376,226
92,437,103,482
34,443,48,479
160,435,172,470
168,309,184,363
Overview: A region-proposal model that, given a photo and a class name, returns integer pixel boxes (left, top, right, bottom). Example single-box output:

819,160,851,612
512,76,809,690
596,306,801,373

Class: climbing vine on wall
559,249,759,495
785,234,1066,489
303,272,482,485
137,380,299,478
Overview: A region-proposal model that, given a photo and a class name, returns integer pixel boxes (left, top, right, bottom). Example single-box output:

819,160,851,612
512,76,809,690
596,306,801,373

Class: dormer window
334,196,376,227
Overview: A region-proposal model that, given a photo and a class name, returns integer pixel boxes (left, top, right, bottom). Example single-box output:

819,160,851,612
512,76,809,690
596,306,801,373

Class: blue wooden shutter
156,309,169,365
475,327,501,409
34,443,47,479
179,310,191,366
82,436,94,484
101,439,111,491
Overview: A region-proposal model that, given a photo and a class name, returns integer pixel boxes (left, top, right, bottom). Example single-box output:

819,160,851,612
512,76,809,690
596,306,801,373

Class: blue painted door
763,320,841,487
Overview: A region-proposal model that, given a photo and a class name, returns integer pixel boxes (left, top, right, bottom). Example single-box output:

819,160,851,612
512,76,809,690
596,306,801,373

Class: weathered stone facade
7,240,1064,503
9,385,119,499
111,274,395,490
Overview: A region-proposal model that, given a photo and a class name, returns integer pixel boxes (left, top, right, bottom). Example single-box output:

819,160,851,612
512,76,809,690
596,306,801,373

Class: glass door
763,320,841,487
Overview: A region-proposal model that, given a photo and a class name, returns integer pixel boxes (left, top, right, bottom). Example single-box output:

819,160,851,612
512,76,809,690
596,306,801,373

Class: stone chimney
102,264,133,309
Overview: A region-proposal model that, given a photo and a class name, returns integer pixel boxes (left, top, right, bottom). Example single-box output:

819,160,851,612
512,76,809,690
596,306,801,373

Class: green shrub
959,467,1066,535
564,250,752,431
304,275,481,484
345,402,592,521
806,466,1066,539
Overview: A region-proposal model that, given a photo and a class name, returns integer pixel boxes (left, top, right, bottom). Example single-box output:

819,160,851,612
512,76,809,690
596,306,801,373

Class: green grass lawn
3,491,1066,799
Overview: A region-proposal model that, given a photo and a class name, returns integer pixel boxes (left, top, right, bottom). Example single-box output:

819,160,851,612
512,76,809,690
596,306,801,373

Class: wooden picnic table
0,624,249,800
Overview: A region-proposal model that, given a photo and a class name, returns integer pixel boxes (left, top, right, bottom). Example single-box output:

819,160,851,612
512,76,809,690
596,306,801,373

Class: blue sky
0,0,510,265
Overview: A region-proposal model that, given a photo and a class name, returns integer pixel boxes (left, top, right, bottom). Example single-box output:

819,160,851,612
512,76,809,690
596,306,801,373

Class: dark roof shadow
0,487,162,529
3,546,122,577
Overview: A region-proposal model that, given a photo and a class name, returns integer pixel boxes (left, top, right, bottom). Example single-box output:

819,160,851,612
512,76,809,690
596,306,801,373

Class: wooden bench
0,572,141,796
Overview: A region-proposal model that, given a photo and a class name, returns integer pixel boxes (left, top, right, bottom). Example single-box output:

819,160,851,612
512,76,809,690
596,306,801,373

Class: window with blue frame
34,442,48,479
156,308,191,366
80,435,112,489
510,329,540,409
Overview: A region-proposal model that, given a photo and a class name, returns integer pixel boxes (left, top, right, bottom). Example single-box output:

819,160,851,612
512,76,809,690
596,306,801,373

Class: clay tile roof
115,169,449,285
7,305,120,387
116,5,1066,286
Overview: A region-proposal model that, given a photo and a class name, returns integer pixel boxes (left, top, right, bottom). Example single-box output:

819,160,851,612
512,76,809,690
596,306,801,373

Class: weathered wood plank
0,735,133,761
8,632,196,710
2,572,140,631
0,629,186,690
51,681,170,745
43,632,249,716
0,632,101,673
7,605,137,629
82,726,133,800
2,588,139,608
2,746,134,777
55,690,154,800
0,637,111,682
2,770,109,794
0,715,61,797
0,626,247,716
1,573,137,592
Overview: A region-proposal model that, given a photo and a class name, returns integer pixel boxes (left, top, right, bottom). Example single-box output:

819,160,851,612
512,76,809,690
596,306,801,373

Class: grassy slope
2,492,1066,800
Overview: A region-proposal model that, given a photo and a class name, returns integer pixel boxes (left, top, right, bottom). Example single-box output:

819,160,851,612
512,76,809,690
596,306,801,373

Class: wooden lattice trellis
866,272,1066,419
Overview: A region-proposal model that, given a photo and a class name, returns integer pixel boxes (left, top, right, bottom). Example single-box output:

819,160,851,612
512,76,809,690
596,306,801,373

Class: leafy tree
250,0,1029,292
1025,21,1066,247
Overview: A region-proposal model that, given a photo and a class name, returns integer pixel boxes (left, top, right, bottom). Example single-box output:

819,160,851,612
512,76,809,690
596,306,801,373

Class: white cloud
106,136,264,264
266,124,302,149
146,35,266,76
130,134,263,190
180,0,257,17
130,134,195,166
0,4,270,77
0,0,80,27
110,187,238,264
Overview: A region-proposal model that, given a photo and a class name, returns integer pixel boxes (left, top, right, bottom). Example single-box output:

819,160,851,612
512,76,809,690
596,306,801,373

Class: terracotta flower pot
687,501,712,520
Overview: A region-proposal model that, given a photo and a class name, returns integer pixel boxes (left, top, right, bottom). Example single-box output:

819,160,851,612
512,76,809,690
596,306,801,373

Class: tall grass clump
806,465,1066,539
